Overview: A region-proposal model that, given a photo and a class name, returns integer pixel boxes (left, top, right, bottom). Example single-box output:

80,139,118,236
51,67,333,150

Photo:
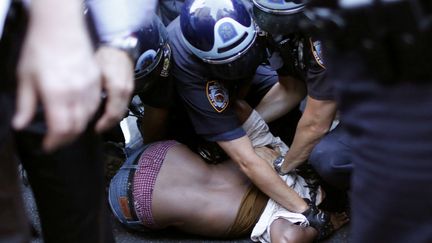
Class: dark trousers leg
309,124,353,190
16,120,115,243
339,80,432,243
0,94,30,243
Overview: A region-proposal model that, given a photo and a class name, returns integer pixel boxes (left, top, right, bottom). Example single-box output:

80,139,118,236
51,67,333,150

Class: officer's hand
94,46,134,133
13,6,102,152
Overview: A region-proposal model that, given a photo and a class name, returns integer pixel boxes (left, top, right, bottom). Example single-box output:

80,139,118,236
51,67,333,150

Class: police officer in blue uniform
151,1,304,151
102,14,175,182
166,0,337,237
128,14,175,144
307,0,432,242
251,0,353,191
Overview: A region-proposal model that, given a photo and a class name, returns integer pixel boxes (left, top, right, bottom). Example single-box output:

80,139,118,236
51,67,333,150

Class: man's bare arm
255,75,306,123
281,96,337,173
218,136,308,213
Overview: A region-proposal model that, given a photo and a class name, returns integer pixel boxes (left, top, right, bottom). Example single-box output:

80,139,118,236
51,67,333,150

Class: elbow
308,121,331,137
298,115,332,138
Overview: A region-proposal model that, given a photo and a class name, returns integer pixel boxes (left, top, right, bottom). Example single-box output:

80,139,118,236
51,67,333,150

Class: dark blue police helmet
133,15,172,94
252,0,309,35
180,0,265,80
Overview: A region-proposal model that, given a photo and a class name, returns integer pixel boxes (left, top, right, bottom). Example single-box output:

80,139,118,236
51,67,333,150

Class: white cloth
242,109,288,155
86,0,157,40
0,0,11,39
241,110,322,243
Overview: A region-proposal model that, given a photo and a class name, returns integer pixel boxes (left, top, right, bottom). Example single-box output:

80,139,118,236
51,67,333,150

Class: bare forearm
282,97,337,173
219,137,308,213
242,155,308,213
282,121,328,172
256,76,306,123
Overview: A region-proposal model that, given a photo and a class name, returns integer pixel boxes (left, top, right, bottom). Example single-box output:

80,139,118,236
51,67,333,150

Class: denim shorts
108,140,178,231
108,143,148,231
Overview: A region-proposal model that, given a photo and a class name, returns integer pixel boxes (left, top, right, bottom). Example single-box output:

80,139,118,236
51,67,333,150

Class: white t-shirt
0,0,11,39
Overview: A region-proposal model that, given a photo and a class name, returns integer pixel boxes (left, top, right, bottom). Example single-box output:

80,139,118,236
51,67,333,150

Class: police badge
206,80,229,113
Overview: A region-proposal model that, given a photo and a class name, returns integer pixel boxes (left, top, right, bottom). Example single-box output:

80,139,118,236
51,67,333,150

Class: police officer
307,0,432,242
0,0,156,242
166,0,336,237
251,0,353,191
101,14,175,184
129,14,174,144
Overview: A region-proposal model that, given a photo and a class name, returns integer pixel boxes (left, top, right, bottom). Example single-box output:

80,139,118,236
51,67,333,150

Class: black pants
309,124,352,190
0,94,115,243
329,51,432,243
0,94,29,243
0,3,114,243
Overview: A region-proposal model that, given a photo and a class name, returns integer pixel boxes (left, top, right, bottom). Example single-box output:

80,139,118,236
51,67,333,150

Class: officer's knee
309,142,339,179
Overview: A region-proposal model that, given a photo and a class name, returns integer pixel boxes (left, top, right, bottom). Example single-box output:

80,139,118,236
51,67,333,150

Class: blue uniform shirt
270,34,334,101
168,17,246,142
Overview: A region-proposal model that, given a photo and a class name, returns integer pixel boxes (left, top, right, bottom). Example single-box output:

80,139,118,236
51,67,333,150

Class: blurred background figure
306,0,432,242
0,0,155,242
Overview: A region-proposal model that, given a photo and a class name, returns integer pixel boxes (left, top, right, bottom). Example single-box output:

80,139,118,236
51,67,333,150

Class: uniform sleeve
304,37,335,100
86,0,157,40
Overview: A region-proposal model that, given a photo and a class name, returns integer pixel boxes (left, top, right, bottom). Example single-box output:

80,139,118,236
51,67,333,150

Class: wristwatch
101,34,140,61
273,155,286,175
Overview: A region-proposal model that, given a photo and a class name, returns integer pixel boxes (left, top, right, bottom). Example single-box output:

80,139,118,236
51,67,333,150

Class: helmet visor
253,6,306,35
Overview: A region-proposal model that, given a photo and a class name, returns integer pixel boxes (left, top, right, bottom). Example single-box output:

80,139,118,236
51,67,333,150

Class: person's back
151,143,251,236
109,110,349,241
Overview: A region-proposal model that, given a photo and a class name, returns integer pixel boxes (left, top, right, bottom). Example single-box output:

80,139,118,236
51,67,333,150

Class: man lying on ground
108,108,348,242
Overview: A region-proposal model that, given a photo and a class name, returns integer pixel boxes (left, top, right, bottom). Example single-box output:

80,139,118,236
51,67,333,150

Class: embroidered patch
206,80,229,113
218,22,238,43
160,44,172,77
310,38,325,69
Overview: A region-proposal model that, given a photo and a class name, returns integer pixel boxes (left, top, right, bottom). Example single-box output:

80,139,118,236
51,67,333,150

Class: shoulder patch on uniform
206,80,229,113
309,38,325,69
160,44,172,77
